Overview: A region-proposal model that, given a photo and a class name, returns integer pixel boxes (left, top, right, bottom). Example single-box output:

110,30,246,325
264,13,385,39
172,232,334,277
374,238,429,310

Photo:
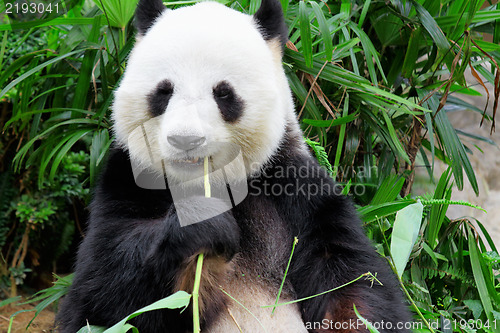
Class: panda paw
166,196,240,260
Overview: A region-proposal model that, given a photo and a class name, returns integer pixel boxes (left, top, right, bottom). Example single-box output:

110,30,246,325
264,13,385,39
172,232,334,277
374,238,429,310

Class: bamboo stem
192,253,204,333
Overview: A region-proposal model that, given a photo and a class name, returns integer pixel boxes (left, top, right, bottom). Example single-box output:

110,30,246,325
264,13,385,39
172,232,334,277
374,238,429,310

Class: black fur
148,80,174,117
135,0,165,35
213,81,244,123
56,148,239,332
56,131,410,332
253,0,289,47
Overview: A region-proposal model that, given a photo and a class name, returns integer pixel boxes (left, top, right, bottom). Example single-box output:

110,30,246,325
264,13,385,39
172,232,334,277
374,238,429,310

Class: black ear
253,0,288,47
135,0,166,35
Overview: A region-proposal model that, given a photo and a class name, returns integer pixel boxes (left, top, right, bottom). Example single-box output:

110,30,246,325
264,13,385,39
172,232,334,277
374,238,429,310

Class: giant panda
55,0,411,332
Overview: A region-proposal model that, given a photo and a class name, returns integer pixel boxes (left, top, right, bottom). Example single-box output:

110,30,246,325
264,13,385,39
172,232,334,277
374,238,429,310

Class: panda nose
167,135,206,150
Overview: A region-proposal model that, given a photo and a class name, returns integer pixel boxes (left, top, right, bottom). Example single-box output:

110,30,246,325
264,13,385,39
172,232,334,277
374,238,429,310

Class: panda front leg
56,200,239,333
290,195,411,333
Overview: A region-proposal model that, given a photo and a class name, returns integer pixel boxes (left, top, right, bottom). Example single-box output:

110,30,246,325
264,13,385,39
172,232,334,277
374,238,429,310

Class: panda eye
147,80,174,117
213,82,233,99
212,81,244,123
157,80,174,96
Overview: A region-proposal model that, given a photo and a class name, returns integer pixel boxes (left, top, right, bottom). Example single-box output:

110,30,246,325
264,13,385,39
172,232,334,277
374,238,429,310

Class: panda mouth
172,157,204,166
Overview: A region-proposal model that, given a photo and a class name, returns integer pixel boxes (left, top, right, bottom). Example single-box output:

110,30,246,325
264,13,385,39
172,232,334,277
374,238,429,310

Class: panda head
113,0,298,185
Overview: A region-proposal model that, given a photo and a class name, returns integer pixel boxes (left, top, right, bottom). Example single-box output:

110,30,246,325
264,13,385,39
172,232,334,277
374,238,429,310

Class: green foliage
391,201,424,278
76,291,191,333
0,151,89,296
1,0,499,331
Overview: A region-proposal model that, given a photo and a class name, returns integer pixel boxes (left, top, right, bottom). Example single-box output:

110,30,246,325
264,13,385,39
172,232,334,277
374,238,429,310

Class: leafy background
1,0,500,332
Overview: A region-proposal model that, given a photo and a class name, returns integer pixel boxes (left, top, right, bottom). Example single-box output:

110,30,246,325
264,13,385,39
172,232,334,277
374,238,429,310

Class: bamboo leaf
72,16,101,110
0,17,103,31
358,200,417,223
299,1,313,68
310,1,333,61
391,201,424,278
402,27,422,78
410,0,452,53
348,22,387,84
49,130,91,181
0,49,87,100
302,112,358,127
467,228,495,325
93,0,138,28
426,168,452,248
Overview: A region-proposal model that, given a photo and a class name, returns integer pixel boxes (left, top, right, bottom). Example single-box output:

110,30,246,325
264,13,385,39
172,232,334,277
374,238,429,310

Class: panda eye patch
147,80,174,117
213,82,233,99
213,81,244,122
157,81,174,95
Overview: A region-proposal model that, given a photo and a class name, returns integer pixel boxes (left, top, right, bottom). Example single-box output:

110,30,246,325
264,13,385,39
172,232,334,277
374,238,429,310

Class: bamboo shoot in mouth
204,156,211,198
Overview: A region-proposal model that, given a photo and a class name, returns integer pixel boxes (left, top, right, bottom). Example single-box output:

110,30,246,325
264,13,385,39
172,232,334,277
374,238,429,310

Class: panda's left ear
135,0,166,36
253,0,288,49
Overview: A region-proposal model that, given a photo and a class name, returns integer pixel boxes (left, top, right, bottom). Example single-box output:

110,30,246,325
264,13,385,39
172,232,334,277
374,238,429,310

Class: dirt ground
0,303,55,333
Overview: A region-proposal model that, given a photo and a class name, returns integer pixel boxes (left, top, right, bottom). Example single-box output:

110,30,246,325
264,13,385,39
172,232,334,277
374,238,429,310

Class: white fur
112,2,298,184
207,276,308,333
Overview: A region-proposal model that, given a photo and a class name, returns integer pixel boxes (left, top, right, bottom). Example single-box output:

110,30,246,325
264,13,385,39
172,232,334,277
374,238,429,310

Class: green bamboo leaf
285,49,427,113
12,118,100,171
0,296,21,308
456,129,497,146
248,0,260,14
93,0,138,28
101,291,191,333
426,168,452,248
0,31,7,71
331,37,360,62
0,17,102,31
0,49,86,100
341,26,359,76
333,93,349,179
410,0,451,52
37,130,87,187
495,3,500,44
402,27,422,78
0,50,44,89
348,22,387,84
467,228,495,325
72,16,101,110
302,112,358,127
420,91,479,194
435,10,500,28
357,0,371,28
354,304,380,333
340,0,351,18
4,108,96,130
390,201,424,278
77,326,107,333
358,200,416,223
90,129,111,187
370,175,405,205
474,220,499,253
309,1,333,61
49,130,91,181
466,0,483,27
299,1,313,68
381,111,411,164
435,110,478,193
280,0,289,14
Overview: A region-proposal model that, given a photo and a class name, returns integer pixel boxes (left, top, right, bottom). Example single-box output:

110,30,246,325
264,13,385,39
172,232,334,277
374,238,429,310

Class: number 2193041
5,2,59,14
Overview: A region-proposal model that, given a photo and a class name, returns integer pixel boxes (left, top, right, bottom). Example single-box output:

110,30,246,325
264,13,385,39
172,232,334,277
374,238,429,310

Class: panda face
112,2,294,185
